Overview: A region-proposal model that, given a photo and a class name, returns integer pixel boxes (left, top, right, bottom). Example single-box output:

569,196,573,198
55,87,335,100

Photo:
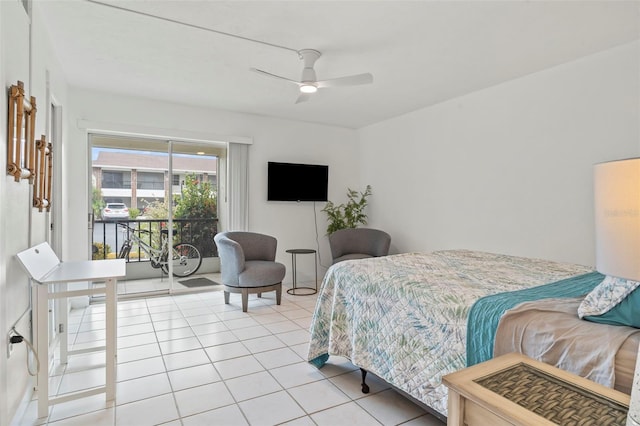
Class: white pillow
578,275,640,318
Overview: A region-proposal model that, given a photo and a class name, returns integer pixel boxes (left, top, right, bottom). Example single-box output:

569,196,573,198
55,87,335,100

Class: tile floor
16,283,445,426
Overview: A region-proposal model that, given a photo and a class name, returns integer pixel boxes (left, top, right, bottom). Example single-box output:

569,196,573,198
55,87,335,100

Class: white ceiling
38,1,640,129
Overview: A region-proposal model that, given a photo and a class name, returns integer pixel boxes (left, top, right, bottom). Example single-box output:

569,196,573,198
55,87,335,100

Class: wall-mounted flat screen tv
268,162,329,202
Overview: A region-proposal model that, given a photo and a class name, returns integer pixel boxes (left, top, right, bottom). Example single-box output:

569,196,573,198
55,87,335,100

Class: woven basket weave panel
474,363,627,426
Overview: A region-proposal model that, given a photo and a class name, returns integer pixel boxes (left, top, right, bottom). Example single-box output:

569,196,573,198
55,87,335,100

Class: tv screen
268,162,329,202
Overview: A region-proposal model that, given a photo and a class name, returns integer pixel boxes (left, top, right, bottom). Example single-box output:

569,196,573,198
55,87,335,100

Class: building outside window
102,170,131,189
137,172,164,190
92,150,217,213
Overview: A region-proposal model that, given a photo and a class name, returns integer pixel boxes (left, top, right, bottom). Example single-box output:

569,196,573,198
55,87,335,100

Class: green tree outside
92,187,105,218
174,174,217,219
173,174,218,257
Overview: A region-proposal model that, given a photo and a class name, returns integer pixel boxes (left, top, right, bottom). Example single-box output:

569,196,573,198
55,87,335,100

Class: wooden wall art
7,80,37,183
33,135,52,212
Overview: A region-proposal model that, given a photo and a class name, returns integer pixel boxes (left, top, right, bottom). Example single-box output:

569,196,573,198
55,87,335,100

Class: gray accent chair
329,228,391,264
214,231,286,312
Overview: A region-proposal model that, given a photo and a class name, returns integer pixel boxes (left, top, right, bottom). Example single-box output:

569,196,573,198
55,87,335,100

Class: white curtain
227,142,249,231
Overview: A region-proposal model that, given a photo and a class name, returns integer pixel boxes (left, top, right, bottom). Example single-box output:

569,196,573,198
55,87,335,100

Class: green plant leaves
322,185,371,234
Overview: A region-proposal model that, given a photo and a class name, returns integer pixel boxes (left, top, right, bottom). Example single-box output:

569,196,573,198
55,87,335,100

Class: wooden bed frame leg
360,368,370,393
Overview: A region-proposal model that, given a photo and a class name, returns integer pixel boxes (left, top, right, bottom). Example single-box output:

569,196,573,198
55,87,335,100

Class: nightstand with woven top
442,352,630,426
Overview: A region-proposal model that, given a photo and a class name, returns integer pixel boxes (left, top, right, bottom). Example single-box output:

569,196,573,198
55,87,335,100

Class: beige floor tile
117,356,166,382
48,394,114,423
238,391,306,425
181,404,248,426
288,379,351,414
155,326,195,342
174,382,235,417
276,329,311,346
241,335,286,354
230,324,272,340
162,348,210,371
158,336,202,355
225,371,283,402
118,322,155,337
48,407,115,426
115,393,179,426
269,361,326,389
356,389,427,425
153,318,190,331
117,342,161,363
116,373,172,405
197,330,238,347
57,367,106,395
204,341,250,362
214,355,265,380
264,320,303,334
167,363,221,391
311,401,379,426
253,347,303,370
185,313,222,327
117,331,157,349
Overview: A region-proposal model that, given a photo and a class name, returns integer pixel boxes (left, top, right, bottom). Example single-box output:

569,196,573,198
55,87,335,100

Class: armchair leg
241,288,249,313
222,283,282,313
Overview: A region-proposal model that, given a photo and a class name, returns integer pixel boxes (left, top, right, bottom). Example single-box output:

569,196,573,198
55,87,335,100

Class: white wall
1,3,36,425
65,89,360,282
358,41,640,267
0,2,68,424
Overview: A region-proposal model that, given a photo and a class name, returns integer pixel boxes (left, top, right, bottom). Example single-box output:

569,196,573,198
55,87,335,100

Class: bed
306,249,638,418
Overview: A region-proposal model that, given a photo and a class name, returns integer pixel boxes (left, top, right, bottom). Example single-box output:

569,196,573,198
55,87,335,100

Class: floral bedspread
307,250,593,417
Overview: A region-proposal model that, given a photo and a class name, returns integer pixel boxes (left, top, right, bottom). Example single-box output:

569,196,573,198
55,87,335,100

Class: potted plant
322,185,372,234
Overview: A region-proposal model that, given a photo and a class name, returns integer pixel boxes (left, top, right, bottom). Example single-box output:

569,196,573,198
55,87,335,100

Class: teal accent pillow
584,286,640,328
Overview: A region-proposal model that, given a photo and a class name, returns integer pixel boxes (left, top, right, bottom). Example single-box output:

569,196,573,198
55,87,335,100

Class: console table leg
37,283,49,418
105,278,116,401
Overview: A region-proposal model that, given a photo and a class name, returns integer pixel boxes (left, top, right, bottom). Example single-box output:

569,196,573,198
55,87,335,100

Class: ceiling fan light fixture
299,84,317,94
251,48,372,103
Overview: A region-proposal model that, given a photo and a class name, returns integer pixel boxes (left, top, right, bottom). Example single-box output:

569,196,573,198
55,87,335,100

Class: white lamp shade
594,158,640,282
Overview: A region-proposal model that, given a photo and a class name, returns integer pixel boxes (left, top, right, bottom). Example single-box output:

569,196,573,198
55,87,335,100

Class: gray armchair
329,228,391,264
214,231,286,312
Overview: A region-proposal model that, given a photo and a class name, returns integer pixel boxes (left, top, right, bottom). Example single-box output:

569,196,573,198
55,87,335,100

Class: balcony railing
92,218,218,262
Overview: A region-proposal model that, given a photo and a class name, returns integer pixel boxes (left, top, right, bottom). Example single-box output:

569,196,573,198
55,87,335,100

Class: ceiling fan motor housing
299,49,321,84
250,47,372,102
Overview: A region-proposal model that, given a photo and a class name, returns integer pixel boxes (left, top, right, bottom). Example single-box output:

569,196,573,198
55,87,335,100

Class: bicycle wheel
161,243,202,277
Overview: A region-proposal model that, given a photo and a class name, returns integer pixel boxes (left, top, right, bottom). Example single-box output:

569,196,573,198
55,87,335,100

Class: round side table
286,248,318,295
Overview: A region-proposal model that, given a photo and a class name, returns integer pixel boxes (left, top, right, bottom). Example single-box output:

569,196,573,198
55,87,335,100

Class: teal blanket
466,271,604,367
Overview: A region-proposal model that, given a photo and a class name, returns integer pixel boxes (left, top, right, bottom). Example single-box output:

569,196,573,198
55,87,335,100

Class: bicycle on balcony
117,223,202,277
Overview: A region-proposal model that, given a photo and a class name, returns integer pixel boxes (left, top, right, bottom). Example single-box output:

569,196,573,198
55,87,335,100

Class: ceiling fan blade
316,73,373,88
295,93,311,104
250,68,299,85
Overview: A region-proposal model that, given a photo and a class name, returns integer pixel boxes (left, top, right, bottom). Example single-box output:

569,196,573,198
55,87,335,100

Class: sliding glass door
168,141,220,292
90,134,222,297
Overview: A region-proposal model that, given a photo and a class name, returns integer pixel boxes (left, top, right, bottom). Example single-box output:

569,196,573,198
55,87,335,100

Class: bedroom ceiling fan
250,49,374,103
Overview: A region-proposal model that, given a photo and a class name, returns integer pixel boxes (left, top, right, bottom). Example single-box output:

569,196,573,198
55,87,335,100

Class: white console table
17,243,126,418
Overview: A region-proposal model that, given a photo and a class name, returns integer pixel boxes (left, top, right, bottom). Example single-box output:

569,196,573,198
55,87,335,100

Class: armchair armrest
214,235,245,286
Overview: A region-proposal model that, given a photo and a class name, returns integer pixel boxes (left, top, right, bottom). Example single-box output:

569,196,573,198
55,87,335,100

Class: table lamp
594,158,640,426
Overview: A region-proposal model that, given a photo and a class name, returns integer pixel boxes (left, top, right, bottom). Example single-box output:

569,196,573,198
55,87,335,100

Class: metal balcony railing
92,218,218,262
